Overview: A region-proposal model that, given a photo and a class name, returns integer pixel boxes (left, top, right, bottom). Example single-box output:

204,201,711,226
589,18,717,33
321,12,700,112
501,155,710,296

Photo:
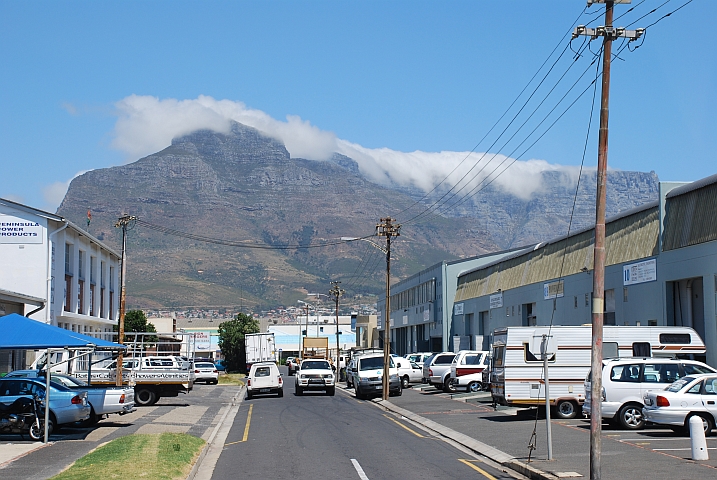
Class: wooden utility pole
573,2,643,479
329,281,345,374
376,217,400,401
114,215,136,386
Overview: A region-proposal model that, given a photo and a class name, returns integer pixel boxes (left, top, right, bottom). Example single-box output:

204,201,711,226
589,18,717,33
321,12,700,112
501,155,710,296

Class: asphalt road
210,367,523,480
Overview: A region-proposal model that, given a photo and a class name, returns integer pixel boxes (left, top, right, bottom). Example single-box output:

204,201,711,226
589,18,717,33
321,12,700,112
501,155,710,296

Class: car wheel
555,400,580,420
135,388,157,406
355,384,365,400
467,381,482,393
247,390,253,400
401,376,410,389
618,403,645,430
327,386,335,396
295,385,303,396
278,388,284,398
686,413,715,436
80,407,100,427
443,377,456,393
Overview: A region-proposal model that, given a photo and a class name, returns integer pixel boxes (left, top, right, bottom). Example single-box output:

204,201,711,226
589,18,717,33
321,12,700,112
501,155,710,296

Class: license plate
309,379,324,384
259,388,270,393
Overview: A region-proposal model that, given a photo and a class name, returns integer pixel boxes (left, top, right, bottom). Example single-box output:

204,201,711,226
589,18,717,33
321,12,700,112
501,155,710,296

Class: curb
186,386,244,480
376,400,558,480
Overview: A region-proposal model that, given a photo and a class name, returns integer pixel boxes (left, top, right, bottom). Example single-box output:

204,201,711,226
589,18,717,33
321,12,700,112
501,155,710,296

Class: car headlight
359,377,370,383
389,374,399,380
322,374,333,379
300,375,307,380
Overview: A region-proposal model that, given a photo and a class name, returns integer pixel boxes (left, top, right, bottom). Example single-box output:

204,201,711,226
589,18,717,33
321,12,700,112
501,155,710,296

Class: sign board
423,309,430,322
454,303,464,315
490,293,503,309
0,214,43,244
543,280,564,300
193,331,211,351
623,259,657,286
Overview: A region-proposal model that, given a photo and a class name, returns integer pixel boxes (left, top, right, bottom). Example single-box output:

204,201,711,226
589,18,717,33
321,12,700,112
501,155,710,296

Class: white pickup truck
5,370,135,425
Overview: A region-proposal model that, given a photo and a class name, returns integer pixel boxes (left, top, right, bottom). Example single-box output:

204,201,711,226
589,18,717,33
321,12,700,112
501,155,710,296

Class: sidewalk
376,388,717,480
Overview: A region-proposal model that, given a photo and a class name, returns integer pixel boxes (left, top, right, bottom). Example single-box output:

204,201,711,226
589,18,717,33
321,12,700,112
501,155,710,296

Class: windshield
303,361,330,370
666,377,695,392
359,356,393,371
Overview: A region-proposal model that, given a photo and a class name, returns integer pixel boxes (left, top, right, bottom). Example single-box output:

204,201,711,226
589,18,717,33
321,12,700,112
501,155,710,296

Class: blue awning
0,313,126,350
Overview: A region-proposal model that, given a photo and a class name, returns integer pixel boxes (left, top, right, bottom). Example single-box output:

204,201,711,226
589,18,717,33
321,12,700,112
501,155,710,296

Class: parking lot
374,383,717,480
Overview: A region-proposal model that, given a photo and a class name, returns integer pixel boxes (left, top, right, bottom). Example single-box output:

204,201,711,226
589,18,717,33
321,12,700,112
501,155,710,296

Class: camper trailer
490,325,706,418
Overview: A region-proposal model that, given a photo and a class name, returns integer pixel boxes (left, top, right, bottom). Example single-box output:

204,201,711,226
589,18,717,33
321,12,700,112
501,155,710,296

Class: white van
491,325,706,419
584,357,716,429
247,362,283,399
350,354,402,399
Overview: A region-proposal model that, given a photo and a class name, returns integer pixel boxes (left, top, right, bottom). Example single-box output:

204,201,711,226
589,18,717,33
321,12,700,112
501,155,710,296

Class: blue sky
1,1,715,213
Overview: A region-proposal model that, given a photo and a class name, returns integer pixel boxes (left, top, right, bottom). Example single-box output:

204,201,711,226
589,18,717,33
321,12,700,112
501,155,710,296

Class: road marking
458,458,497,480
653,447,717,451
351,459,370,480
224,404,254,446
382,414,425,438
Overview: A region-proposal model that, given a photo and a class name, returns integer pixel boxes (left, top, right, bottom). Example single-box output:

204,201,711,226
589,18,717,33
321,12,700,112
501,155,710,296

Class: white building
1,198,121,371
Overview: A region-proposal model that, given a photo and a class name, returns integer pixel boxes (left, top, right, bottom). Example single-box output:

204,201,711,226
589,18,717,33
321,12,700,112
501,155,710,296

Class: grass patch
51,433,205,480
217,373,245,385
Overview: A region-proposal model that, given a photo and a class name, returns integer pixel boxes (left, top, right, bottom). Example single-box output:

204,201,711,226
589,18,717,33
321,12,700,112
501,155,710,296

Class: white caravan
490,325,706,419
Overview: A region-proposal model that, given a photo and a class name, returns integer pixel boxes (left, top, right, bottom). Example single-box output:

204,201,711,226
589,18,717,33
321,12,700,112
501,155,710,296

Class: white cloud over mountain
110,95,582,201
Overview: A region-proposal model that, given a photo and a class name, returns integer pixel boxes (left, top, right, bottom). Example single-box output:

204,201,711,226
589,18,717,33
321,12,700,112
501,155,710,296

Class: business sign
490,293,503,309
0,215,43,244
543,281,564,300
454,303,464,315
193,331,211,350
423,308,430,322
623,259,657,286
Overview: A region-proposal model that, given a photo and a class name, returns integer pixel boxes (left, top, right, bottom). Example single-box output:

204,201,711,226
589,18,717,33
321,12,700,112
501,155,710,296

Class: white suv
584,357,716,429
295,359,335,396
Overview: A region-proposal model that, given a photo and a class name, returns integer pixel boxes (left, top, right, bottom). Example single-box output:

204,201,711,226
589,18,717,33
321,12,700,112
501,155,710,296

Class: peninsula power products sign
623,259,657,286
0,215,43,244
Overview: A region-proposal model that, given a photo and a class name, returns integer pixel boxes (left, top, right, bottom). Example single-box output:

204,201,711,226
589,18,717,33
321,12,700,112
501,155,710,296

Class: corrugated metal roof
663,180,717,251
455,204,659,302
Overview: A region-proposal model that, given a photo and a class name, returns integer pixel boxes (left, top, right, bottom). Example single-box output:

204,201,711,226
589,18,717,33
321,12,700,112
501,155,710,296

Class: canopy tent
0,313,126,443
0,313,126,350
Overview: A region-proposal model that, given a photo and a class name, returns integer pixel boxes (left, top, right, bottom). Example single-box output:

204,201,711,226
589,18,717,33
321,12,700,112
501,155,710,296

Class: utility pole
376,217,400,401
329,281,345,374
573,3,643,479
114,215,136,387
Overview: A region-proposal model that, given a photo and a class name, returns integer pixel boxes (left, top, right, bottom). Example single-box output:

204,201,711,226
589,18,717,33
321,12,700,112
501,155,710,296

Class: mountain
57,122,658,310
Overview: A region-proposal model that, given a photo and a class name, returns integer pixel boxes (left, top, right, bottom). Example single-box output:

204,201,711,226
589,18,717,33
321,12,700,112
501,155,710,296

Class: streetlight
328,282,345,371
297,300,310,359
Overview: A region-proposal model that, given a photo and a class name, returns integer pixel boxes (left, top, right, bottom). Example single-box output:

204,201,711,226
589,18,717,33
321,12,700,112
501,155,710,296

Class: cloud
42,171,88,212
110,95,581,201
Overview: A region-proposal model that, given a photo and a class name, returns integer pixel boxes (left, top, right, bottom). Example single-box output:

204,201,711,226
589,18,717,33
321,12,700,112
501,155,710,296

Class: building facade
1,198,121,371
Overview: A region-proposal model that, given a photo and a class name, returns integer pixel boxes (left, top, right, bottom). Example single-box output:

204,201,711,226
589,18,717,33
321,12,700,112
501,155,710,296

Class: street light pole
114,215,136,387
377,217,400,401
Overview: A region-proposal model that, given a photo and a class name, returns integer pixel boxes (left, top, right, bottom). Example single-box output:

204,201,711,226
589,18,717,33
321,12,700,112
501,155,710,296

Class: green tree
114,310,158,343
218,313,260,372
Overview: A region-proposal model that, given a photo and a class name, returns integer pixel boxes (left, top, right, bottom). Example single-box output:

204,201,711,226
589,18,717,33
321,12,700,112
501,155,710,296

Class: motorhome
490,325,706,419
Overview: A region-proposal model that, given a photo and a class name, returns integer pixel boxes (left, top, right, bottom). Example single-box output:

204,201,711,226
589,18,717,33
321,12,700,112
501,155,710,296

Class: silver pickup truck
5,370,135,425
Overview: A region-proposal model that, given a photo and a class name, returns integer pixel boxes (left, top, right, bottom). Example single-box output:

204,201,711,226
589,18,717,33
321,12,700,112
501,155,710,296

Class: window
64,274,72,312
603,342,619,359
687,381,702,394
524,343,555,363
682,363,715,376
660,333,691,344
610,364,641,383
493,345,505,368
78,250,85,280
435,355,455,365
623,287,628,302
705,379,717,395
632,342,651,357
90,256,96,284
65,243,72,274
461,353,484,365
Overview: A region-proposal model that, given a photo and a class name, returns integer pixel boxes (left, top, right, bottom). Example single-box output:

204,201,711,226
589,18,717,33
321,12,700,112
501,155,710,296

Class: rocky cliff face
58,122,658,309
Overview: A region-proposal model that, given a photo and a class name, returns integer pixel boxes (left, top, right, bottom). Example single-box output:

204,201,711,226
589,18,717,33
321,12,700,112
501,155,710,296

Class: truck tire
327,386,335,396
402,376,410,389
355,385,365,400
135,388,157,406
443,376,456,393
555,400,580,419
467,381,483,393
295,385,303,396
247,390,253,400
278,388,284,398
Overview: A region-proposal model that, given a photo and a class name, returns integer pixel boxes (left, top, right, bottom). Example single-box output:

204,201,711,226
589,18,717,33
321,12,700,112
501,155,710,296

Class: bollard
689,415,709,460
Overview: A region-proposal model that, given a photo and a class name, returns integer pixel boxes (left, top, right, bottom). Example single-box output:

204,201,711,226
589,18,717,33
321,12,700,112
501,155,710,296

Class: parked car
247,362,283,399
287,357,300,376
346,357,357,388
405,353,432,365
584,357,717,429
394,358,423,388
0,377,90,433
193,362,219,384
350,353,401,399
295,359,335,396
423,352,457,393
214,360,227,372
643,374,717,435
5,370,134,425
285,357,296,367
450,350,490,393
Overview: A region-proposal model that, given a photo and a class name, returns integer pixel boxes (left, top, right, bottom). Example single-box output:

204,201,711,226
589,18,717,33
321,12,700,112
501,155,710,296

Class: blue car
214,360,227,372
0,378,90,434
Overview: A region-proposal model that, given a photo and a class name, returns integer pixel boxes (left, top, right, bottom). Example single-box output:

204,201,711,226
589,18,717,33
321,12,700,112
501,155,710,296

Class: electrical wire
134,218,375,250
